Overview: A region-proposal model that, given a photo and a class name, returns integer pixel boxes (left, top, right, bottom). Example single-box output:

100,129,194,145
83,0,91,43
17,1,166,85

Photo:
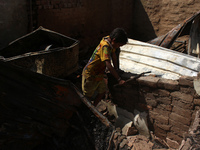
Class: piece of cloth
82,36,115,97
82,36,116,81
82,75,106,97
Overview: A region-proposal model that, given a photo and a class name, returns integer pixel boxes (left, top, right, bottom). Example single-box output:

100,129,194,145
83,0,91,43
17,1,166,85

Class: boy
82,28,128,106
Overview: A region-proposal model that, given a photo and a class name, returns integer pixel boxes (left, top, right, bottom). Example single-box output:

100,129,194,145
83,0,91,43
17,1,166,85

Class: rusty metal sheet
148,11,200,49
188,14,200,57
120,39,200,80
0,27,79,78
0,60,113,149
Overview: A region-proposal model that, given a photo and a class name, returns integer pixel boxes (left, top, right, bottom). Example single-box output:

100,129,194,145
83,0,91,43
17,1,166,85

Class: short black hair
109,28,128,44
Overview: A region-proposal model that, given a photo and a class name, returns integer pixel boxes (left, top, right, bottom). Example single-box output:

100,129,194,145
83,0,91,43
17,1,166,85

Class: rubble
178,110,200,150
0,60,114,150
96,100,172,150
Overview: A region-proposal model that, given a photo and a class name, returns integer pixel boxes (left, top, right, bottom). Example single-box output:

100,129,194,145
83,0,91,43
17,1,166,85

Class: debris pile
179,110,200,150
33,104,114,150
96,100,173,150
0,60,115,150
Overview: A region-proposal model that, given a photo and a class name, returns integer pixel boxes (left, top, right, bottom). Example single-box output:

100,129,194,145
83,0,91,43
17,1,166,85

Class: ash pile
33,104,114,150
96,100,174,150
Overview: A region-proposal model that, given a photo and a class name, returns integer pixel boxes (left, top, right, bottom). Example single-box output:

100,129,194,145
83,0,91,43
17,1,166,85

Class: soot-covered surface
33,104,114,150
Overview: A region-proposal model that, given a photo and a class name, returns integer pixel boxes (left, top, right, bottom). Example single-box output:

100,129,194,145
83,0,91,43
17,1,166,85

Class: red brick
157,104,172,111
167,132,183,144
145,99,157,107
171,91,193,103
153,89,170,97
169,113,191,126
157,78,179,90
143,93,157,106
154,124,167,140
50,0,60,5
171,126,187,138
155,121,171,131
144,93,156,100
153,108,170,117
179,76,194,87
156,97,172,105
194,99,200,106
166,138,180,149
36,1,41,5
149,111,169,124
172,106,192,118
40,1,50,5
169,119,190,132
140,86,152,92
37,5,43,9
172,100,193,109
180,87,196,95
137,76,159,88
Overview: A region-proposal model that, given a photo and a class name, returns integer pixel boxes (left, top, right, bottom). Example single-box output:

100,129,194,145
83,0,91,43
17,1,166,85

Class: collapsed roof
148,11,200,57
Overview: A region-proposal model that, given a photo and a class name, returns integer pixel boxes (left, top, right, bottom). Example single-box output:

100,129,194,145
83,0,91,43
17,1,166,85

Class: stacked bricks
109,75,200,149
35,0,87,51
35,0,134,56
36,0,83,9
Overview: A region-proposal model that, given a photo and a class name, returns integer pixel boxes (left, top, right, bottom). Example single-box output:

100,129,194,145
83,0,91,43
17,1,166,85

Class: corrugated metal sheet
148,11,200,50
0,27,79,78
120,39,200,80
188,14,200,57
0,60,113,149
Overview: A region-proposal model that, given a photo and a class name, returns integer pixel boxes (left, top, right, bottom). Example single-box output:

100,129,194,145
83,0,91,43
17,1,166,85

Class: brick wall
35,0,134,58
2,0,200,52
134,0,200,41
0,0,29,49
108,74,200,149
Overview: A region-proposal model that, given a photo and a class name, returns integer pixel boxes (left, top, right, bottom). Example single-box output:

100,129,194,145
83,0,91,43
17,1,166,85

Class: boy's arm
105,60,125,85
111,51,119,70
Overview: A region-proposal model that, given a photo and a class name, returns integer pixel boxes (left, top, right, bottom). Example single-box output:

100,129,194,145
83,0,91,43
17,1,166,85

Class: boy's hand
118,79,125,85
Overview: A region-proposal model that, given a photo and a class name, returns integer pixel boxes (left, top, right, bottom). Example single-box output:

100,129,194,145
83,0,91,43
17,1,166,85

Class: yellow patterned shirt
82,36,116,81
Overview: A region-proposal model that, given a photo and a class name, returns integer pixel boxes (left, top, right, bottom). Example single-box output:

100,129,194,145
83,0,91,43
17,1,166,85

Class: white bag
134,110,150,138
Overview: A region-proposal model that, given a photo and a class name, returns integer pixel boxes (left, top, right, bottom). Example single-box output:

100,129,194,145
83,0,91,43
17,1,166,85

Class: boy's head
109,28,128,48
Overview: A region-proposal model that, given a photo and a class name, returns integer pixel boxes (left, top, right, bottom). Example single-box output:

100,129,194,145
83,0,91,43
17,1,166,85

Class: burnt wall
0,0,29,49
36,0,134,58
36,0,200,48
1,0,200,52
109,75,200,149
